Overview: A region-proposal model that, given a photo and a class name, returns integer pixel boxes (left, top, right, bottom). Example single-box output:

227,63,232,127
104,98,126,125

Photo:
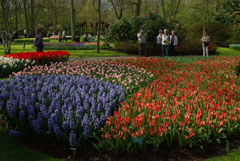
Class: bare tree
107,0,125,20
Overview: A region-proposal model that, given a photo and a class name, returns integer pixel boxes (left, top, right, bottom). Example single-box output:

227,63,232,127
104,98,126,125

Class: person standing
162,29,170,57
137,28,147,57
201,32,210,57
24,29,27,38
156,29,163,56
62,29,67,42
58,31,62,42
170,31,178,56
88,33,93,42
34,28,44,52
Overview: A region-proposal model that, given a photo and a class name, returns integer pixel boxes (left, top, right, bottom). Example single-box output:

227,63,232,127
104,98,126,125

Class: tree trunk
1,0,8,30
30,0,35,37
160,0,166,18
0,0,11,54
203,0,209,34
108,0,123,20
23,0,29,36
97,0,101,53
215,0,218,13
71,0,75,41
135,0,142,17
174,0,181,18
54,0,57,31
14,0,19,31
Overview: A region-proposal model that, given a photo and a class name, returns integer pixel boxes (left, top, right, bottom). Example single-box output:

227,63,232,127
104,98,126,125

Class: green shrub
143,17,169,43
179,39,217,55
101,42,112,50
14,38,50,43
229,44,240,50
106,19,132,42
206,22,232,47
228,26,240,44
113,42,138,54
113,42,158,55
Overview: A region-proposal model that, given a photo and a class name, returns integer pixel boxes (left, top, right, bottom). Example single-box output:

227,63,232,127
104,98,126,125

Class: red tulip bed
99,56,240,153
4,51,70,65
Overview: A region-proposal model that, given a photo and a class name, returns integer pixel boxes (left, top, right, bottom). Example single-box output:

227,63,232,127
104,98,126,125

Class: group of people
82,33,93,42
137,28,211,57
137,28,178,57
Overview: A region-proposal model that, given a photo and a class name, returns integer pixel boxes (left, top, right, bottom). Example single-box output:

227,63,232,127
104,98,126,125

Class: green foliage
106,19,132,42
113,42,138,54
142,17,169,43
101,42,112,50
129,16,146,42
215,0,240,25
228,26,240,44
230,44,240,50
206,22,232,47
14,38,50,43
107,14,171,43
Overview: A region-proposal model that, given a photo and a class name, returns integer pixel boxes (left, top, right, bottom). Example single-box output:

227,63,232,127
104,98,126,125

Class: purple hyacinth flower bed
0,75,124,148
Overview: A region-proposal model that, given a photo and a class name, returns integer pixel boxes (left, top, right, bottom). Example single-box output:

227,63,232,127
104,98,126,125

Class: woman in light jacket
201,32,210,57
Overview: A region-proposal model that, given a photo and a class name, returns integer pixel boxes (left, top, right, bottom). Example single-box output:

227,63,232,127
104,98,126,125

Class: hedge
14,38,51,43
230,44,240,50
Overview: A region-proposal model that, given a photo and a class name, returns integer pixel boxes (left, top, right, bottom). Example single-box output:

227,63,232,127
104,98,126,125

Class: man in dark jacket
34,28,44,52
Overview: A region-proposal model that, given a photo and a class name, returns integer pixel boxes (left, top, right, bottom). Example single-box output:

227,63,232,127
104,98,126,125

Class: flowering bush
0,75,124,149
0,56,35,77
99,57,240,152
12,60,155,96
4,51,70,65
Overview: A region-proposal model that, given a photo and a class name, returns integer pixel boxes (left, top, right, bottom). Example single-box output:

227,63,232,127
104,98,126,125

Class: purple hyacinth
54,124,63,139
69,119,76,130
9,129,20,137
62,121,69,132
69,131,76,147
33,120,41,133
83,125,90,139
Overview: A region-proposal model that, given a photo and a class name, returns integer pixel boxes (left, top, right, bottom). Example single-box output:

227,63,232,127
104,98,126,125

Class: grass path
0,45,130,58
217,47,240,56
0,127,63,161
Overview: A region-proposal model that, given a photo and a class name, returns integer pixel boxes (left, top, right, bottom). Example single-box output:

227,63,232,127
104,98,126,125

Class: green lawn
0,127,63,161
0,44,130,58
204,149,240,161
217,47,240,56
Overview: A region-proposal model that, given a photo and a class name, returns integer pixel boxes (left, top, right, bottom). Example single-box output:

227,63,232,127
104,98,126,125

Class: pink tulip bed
12,60,156,96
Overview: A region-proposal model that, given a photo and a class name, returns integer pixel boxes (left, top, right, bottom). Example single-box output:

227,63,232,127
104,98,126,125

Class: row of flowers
0,75,125,149
99,56,240,152
0,51,70,77
0,56,35,77
12,60,155,96
4,51,70,65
